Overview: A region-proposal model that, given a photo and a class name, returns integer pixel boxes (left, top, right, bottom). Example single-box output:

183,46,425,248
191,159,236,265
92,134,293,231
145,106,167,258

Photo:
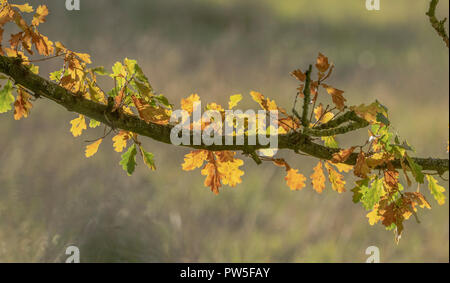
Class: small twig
301,65,313,129
84,127,114,143
24,54,65,63
426,0,449,48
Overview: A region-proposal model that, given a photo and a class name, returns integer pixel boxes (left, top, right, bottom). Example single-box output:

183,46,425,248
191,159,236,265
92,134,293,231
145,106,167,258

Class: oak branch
0,55,448,174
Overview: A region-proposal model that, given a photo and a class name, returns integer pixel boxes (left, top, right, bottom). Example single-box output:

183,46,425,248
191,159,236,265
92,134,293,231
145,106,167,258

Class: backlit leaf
310,162,326,193
13,88,33,120
285,169,307,191
85,139,102,158
112,131,130,152
0,80,14,113
69,114,87,137
426,175,446,205
315,52,330,73
228,94,242,109
140,146,156,171
182,150,208,171
120,144,137,176
325,162,346,193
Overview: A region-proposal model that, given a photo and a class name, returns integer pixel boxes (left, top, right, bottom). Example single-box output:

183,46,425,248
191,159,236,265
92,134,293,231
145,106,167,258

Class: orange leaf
285,169,307,191
333,163,353,173
315,52,330,73
290,69,306,82
31,5,48,26
182,150,209,171
201,153,222,194
354,152,371,178
13,88,32,120
310,162,326,194
323,84,346,111
181,94,200,114
131,95,170,125
332,147,356,163
325,162,346,193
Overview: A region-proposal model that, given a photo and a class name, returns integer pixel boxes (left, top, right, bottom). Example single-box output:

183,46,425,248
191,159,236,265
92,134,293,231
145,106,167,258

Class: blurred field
0,0,448,262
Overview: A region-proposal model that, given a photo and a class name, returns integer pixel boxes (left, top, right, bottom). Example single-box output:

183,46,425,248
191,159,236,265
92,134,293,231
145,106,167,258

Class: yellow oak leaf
85,139,102,158
250,91,277,111
310,162,326,194
206,102,224,112
70,114,87,137
333,163,353,173
367,206,382,226
228,94,242,109
31,5,48,26
285,169,307,191
217,158,244,187
181,93,200,114
11,4,34,13
314,103,334,124
182,150,208,171
325,162,346,193
112,131,130,152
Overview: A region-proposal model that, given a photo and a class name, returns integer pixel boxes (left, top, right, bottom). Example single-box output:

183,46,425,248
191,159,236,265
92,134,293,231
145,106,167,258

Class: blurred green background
0,0,448,262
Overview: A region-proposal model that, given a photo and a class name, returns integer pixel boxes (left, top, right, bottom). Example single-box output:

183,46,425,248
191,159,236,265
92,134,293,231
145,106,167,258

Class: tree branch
426,0,449,48
301,65,313,128
1,55,448,173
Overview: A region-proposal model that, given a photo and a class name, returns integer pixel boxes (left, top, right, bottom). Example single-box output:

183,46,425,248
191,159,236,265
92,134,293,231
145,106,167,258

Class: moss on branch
0,55,448,173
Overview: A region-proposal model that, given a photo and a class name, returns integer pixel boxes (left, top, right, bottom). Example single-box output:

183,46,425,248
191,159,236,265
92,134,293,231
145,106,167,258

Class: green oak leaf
322,136,338,148
140,146,156,171
406,155,424,184
426,175,446,205
89,119,101,128
376,112,390,126
352,178,370,204
120,144,137,176
360,177,385,210
0,80,15,113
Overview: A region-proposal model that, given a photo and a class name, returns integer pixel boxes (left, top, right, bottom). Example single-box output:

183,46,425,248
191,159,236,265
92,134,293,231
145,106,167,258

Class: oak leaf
182,150,209,171
354,152,370,178
13,88,33,120
85,139,102,158
325,162,346,193
69,114,87,137
322,84,346,110
331,147,356,163
112,131,130,153
285,169,307,191
310,162,326,194
181,94,200,114
315,52,330,73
